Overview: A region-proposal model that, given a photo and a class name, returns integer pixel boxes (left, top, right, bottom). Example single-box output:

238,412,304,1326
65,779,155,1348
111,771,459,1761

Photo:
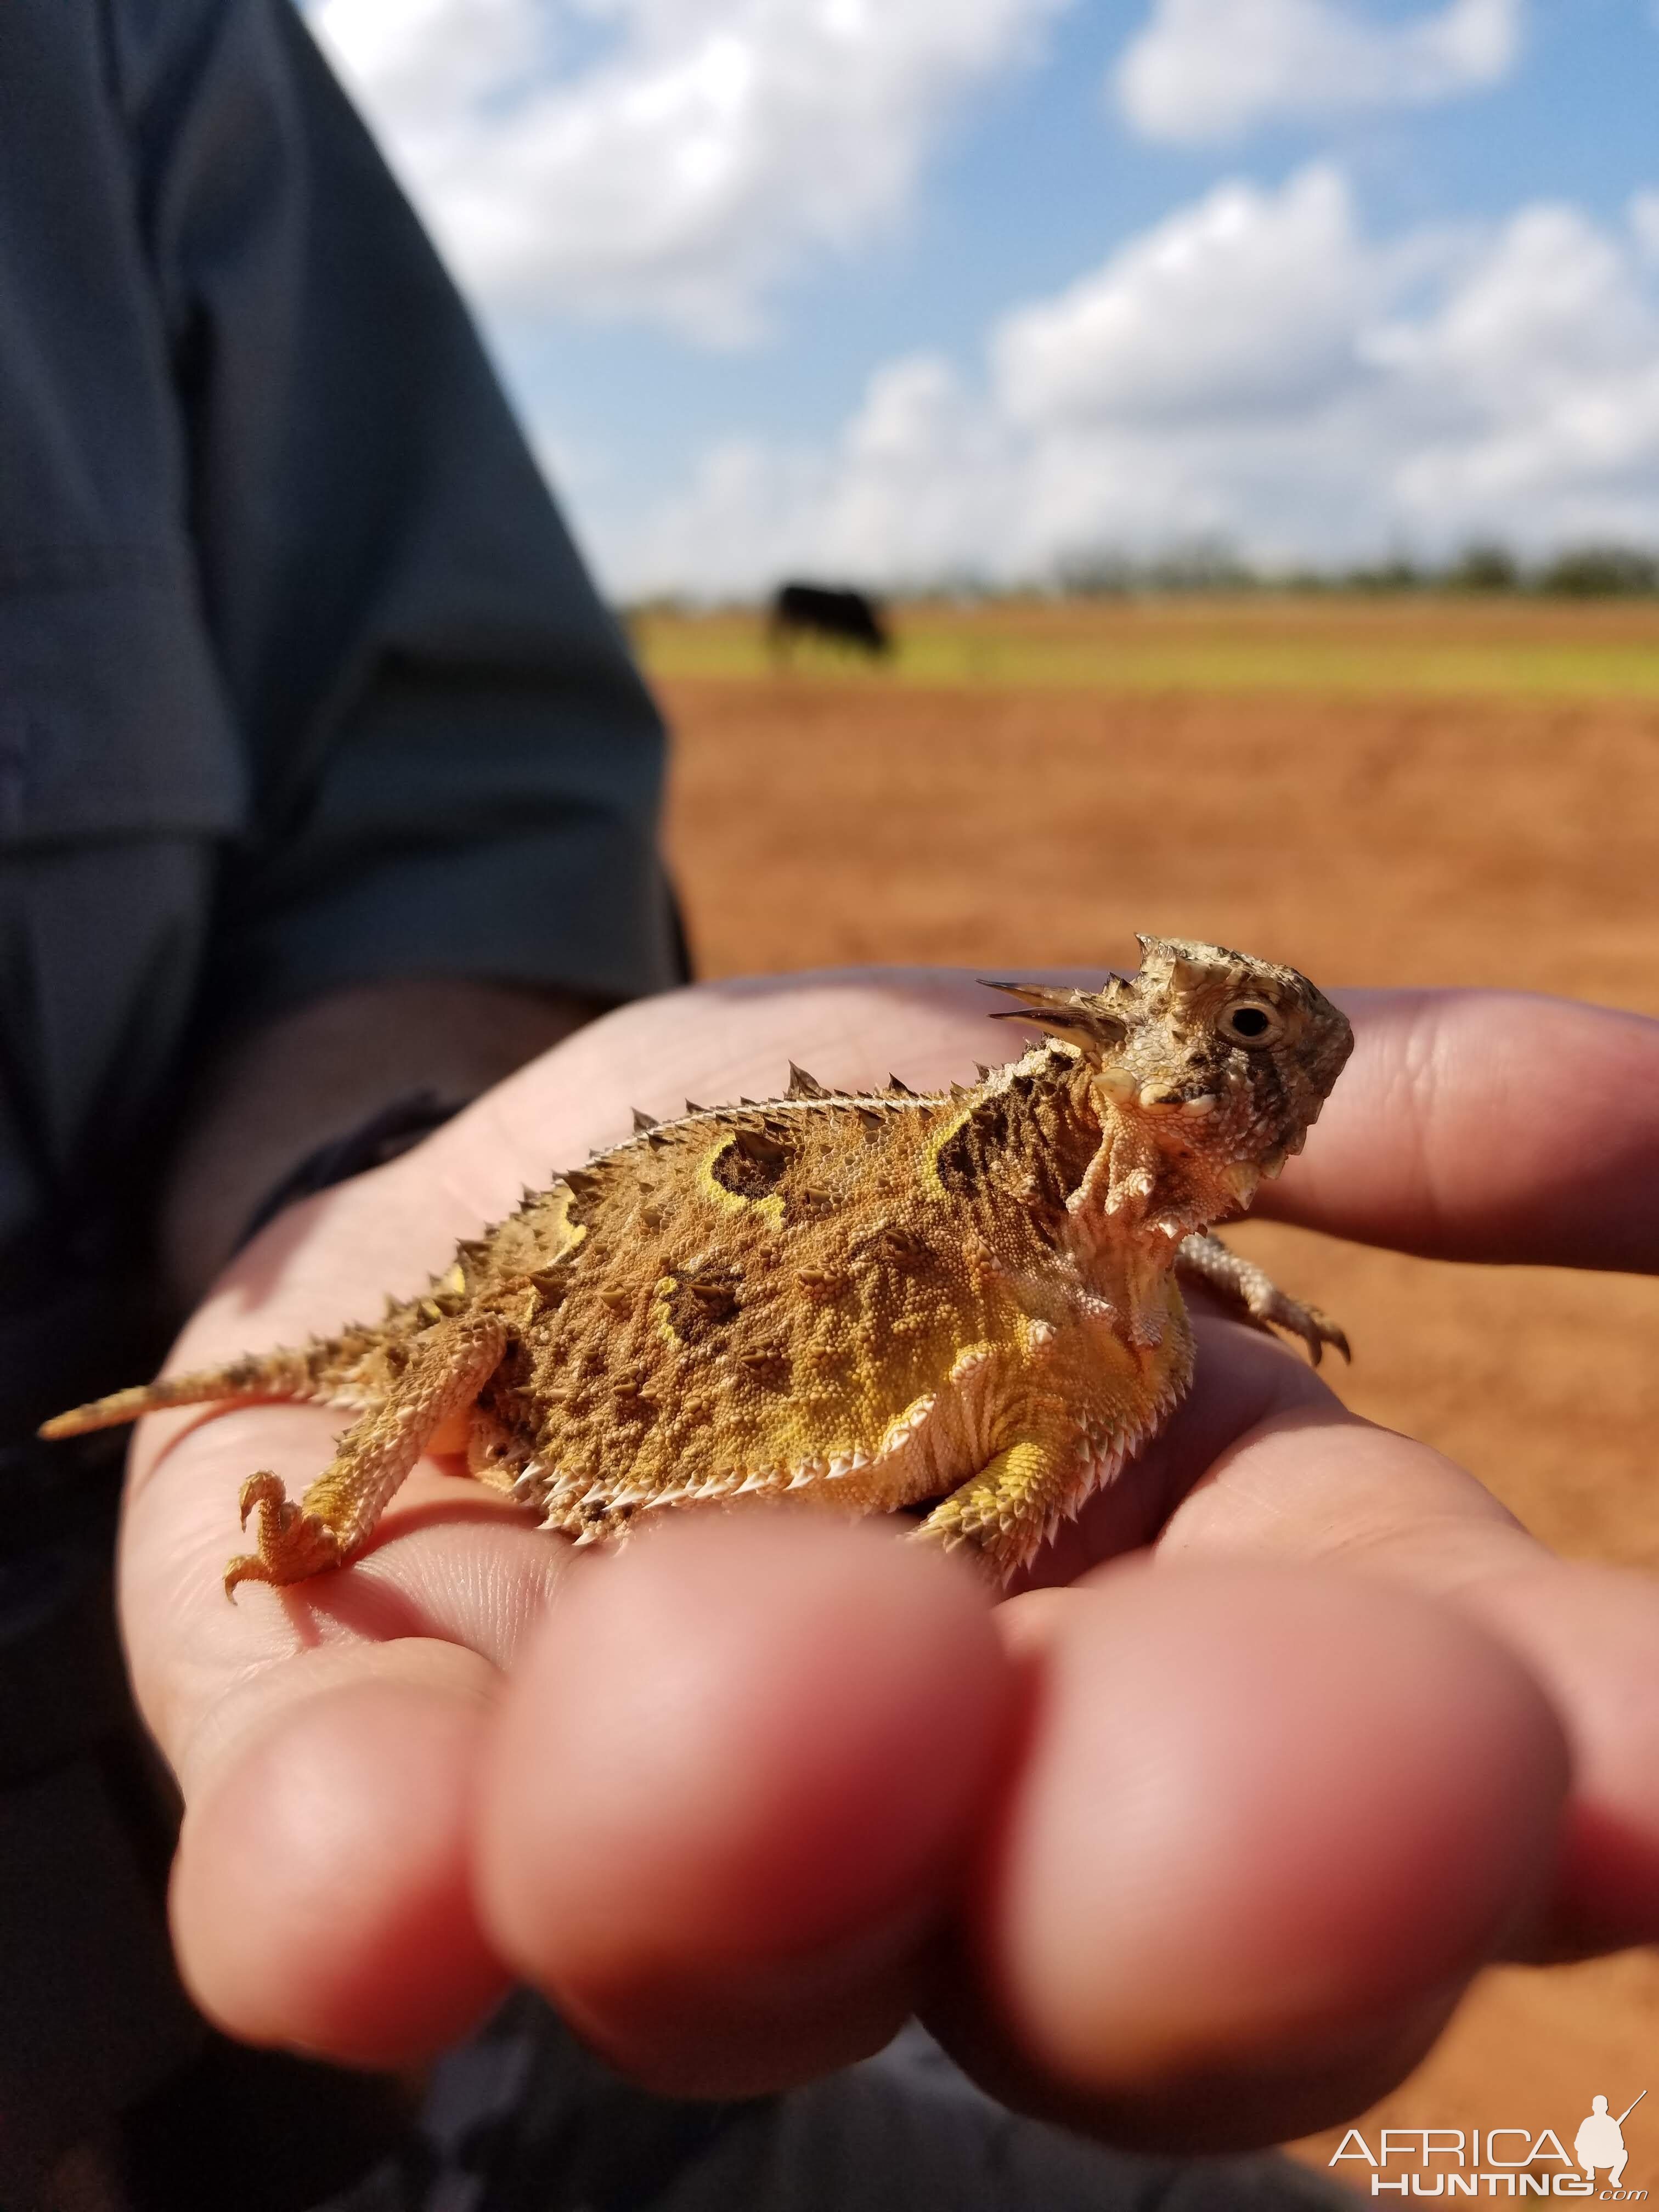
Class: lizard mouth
1135,1084,1221,1115
1094,1066,1223,1118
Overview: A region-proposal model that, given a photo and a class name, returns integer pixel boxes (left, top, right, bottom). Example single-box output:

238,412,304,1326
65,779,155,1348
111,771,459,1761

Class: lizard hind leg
224,1312,509,1598
911,1426,1084,1585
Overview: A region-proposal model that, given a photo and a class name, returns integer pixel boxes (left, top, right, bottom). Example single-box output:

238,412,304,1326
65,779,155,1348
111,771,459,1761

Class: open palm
119,969,1659,2151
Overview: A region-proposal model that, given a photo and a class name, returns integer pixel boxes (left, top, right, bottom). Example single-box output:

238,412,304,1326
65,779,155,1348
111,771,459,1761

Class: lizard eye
1218,998,1283,1047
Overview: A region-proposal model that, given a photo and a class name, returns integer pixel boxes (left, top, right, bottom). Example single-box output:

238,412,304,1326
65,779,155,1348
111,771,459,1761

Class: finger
938,1561,1567,2152
474,1514,1017,2098
1460,1561,1659,1956
1254,988,1659,1271
122,1408,571,2067
1154,1370,1659,1954
168,1646,511,2065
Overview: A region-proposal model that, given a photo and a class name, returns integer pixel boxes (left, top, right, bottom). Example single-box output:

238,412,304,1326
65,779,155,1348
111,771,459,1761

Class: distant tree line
1051,538,1659,599
617,540,1659,622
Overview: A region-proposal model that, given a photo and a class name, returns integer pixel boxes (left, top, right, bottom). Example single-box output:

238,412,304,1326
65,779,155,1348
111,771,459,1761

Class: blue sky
307,1,1659,594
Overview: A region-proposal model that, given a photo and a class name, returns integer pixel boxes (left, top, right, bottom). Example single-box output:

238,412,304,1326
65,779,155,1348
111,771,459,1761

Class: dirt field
641,596,1659,2188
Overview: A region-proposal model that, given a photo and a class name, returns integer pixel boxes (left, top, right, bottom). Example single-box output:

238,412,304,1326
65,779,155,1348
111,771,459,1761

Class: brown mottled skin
42,936,1353,1592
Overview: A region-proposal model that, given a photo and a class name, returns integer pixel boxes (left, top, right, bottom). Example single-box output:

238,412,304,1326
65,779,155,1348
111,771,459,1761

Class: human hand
118,970,1659,2151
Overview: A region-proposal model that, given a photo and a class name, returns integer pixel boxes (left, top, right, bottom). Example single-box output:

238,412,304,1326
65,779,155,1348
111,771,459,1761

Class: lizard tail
38,1347,329,1441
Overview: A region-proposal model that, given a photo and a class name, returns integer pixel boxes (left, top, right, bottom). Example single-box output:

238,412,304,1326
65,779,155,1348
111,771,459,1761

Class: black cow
768,580,891,660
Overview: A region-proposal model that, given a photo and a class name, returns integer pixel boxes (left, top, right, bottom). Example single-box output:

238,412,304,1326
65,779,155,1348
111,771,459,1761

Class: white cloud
1113,0,1522,146
308,0,1070,342
1375,203,1659,529
994,166,1371,424
623,353,1022,588
605,171,1659,596
1628,189,1659,266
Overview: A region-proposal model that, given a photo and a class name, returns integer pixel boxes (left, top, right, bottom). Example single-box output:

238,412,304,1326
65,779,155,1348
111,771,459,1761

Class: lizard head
983,935,1353,1208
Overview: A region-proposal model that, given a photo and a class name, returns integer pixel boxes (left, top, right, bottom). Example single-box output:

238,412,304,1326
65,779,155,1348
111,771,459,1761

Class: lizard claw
1316,1315,1350,1365
1175,1234,1351,1370
236,1470,287,1530
225,1472,343,1598
1246,1293,1350,1365
1282,1301,1350,1367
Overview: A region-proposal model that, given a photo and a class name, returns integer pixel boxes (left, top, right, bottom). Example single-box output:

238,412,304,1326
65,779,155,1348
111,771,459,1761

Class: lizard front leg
910,1393,1088,1583
1176,1232,1349,1365
909,1287,1195,1581
224,1311,509,1596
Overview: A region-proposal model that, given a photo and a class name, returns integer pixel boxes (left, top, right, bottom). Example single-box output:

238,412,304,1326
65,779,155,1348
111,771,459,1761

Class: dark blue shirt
0,0,681,1423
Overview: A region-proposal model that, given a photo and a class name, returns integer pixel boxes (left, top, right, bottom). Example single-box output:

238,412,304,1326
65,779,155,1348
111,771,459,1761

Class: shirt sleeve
110,0,686,1030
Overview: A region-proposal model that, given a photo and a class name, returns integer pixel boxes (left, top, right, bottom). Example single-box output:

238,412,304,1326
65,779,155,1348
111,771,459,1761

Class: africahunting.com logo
1331,2094,1647,2198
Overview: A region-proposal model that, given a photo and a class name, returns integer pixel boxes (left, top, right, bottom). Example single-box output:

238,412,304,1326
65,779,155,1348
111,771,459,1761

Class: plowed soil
648,599,1659,2190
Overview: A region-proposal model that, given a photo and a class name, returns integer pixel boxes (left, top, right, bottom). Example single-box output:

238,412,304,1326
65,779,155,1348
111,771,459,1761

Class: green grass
628,601,1659,702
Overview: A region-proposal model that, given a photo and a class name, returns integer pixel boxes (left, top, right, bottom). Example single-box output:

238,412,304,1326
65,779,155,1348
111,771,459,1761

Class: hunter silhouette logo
1576,2096,1645,2192
1331,2092,1647,2198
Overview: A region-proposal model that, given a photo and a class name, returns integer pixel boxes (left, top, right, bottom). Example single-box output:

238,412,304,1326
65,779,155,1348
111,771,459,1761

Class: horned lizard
42,936,1352,1592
